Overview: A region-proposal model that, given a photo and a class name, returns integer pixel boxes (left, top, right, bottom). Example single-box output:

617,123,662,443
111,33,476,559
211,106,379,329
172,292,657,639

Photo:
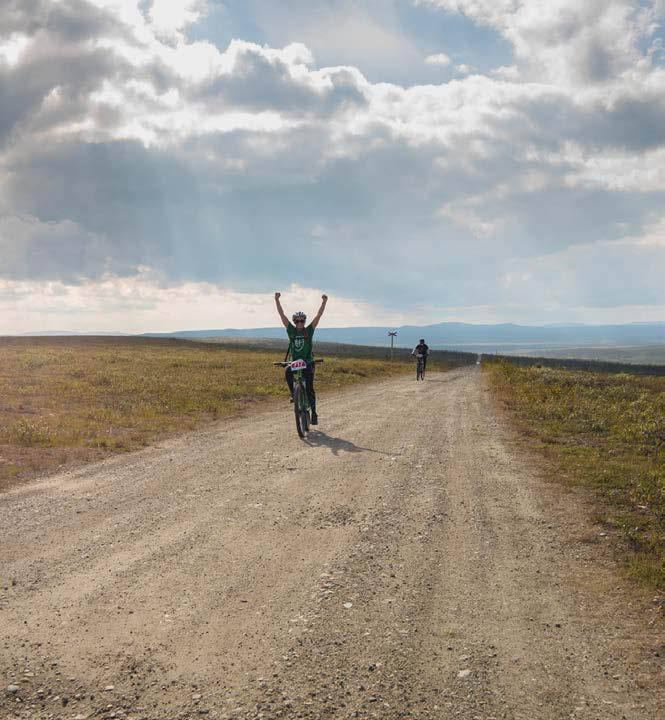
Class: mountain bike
274,359,323,438
415,353,425,381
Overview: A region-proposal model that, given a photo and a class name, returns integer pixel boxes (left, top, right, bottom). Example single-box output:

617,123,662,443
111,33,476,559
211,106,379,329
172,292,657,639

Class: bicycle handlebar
273,359,325,367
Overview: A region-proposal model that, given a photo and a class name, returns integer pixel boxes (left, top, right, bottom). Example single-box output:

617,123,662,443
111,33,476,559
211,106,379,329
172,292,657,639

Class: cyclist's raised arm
274,292,289,328
311,294,328,329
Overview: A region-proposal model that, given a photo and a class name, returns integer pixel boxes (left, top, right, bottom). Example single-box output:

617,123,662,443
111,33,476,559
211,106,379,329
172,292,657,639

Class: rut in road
1,366,662,720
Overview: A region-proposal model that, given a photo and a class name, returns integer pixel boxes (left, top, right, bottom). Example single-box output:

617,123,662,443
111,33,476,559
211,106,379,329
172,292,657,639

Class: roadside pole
388,331,397,360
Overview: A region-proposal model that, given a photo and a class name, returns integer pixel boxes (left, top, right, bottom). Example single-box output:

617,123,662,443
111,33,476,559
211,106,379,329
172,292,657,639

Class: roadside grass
485,359,665,591
0,337,458,489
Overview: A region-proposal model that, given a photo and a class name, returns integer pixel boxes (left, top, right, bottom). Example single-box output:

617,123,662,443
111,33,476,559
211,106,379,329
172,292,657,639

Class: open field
483,351,665,377
202,334,479,365
485,359,665,590
523,344,665,365
483,344,665,366
0,336,462,490
203,334,665,367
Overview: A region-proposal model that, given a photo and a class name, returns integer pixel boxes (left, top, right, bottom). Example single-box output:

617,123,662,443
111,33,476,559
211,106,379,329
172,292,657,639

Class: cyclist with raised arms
274,292,328,425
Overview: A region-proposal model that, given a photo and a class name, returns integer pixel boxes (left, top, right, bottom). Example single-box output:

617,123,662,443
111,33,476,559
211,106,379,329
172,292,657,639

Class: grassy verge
0,336,458,489
485,359,665,591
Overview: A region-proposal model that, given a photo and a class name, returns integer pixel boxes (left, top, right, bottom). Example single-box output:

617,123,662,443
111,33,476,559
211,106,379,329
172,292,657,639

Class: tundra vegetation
0,337,460,489
486,359,665,590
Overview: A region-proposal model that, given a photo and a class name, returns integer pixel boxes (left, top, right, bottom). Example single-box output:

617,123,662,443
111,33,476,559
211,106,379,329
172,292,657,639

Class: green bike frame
274,359,322,439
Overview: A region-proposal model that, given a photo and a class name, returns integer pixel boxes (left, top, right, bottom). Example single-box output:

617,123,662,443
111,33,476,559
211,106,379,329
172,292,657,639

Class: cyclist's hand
275,292,281,300
322,294,328,301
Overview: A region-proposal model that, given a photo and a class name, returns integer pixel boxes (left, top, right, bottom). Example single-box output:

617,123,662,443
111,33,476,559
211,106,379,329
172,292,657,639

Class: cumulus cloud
418,0,665,87
426,52,452,66
0,0,664,330
187,41,369,118
454,63,476,75
148,0,206,39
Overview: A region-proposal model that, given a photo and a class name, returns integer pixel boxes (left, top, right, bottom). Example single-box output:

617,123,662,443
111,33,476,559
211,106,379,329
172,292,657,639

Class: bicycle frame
274,358,323,438
291,360,310,412
416,353,425,380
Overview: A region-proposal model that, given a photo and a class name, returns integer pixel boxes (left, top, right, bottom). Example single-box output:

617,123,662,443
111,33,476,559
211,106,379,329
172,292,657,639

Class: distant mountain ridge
19,331,130,337
143,321,665,349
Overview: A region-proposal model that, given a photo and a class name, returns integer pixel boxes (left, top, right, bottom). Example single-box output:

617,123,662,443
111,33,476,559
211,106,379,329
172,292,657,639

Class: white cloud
30,36,365,147
0,277,408,334
0,0,664,326
419,0,664,88
4,273,662,332
455,63,476,75
149,0,206,39
564,145,665,192
426,52,452,66
490,64,520,80
0,33,30,66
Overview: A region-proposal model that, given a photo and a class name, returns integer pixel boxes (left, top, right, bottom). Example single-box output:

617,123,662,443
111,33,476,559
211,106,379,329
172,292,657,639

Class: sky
1,0,665,333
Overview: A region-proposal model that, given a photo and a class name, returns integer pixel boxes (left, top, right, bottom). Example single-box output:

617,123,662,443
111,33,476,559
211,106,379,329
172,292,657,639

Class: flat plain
0,336,427,490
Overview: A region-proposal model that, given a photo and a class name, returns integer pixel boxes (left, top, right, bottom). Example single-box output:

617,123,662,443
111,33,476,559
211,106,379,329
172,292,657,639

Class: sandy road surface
1,367,663,720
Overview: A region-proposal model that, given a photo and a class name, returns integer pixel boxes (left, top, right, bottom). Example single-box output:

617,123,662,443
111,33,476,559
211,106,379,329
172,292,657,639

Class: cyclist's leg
285,367,295,399
305,365,317,418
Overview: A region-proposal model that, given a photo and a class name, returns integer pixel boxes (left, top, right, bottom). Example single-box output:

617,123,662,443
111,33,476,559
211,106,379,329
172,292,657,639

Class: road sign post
388,331,397,360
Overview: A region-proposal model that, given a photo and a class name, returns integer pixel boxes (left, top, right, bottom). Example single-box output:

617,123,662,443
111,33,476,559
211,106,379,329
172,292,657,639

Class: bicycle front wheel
301,407,310,433
293,384,306,438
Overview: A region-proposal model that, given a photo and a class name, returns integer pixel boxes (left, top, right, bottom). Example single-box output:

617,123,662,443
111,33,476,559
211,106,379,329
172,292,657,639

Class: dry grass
0,336,453,490
485,359,665,591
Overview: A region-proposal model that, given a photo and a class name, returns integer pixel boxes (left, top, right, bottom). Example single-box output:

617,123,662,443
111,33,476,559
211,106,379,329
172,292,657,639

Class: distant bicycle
411,339,429,381
274,359,323,438
415,353,425,381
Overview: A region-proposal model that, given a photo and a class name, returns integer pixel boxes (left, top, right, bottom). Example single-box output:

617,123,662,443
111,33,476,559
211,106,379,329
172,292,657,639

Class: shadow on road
421,374,459,384
304,431,388,457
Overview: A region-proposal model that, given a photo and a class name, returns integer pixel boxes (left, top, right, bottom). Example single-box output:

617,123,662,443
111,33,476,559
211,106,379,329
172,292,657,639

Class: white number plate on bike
290,359,308,371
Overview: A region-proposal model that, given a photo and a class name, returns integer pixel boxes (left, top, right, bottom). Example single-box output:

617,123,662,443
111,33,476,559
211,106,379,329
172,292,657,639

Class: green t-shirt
287,323,315,362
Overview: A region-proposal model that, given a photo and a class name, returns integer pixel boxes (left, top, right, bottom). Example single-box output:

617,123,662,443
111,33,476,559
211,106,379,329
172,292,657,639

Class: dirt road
1,367,663,720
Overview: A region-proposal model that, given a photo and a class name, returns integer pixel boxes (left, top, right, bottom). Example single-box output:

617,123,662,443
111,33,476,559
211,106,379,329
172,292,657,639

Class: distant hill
20,331,129,337
143,321,665,350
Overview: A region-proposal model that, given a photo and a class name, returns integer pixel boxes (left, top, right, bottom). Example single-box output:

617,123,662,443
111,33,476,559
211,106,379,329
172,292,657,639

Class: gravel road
1,366,663,720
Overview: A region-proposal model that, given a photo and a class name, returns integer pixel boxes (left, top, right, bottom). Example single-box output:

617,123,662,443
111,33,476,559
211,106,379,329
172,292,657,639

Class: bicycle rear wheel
293,384,307,438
